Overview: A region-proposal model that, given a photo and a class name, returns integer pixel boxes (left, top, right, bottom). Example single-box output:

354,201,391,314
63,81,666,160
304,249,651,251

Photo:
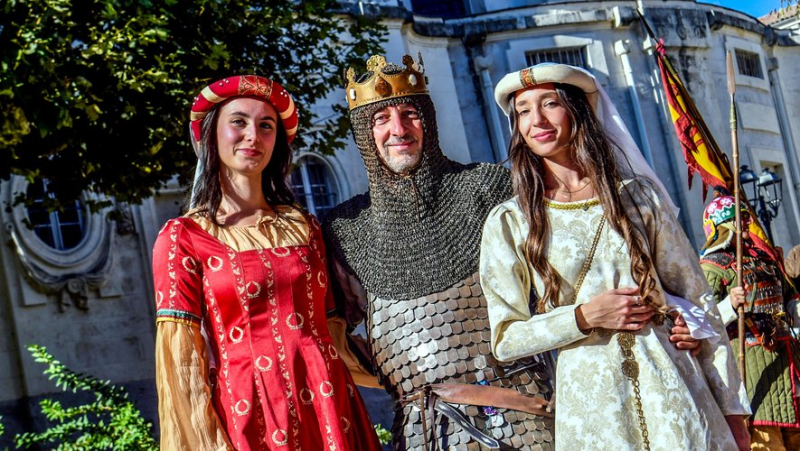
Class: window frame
290,154,341,220
26,179,88,251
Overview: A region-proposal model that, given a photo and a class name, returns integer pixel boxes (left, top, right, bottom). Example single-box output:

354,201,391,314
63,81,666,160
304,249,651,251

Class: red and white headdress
189,75,299,150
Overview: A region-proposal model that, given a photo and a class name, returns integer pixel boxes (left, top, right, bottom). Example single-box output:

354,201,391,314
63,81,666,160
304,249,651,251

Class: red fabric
190,75,299,144
153,216,381,450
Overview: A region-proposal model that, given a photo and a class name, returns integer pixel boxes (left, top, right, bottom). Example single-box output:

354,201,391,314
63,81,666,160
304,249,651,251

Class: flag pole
727,51,746,382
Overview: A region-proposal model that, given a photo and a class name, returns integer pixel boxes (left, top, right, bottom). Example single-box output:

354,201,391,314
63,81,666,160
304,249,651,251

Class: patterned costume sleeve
625,180,750,416
480,203,587,362
701,263,738,327
154,218,202,327
153,219,232,450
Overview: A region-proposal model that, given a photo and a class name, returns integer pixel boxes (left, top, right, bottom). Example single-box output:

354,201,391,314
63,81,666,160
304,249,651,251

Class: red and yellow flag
654,40,780,264
656,42,732,198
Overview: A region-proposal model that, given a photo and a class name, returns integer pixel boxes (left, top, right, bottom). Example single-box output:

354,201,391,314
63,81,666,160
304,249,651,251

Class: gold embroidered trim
544,198,601,210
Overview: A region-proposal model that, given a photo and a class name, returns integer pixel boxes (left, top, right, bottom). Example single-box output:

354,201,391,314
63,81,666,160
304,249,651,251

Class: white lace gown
479,179,750,450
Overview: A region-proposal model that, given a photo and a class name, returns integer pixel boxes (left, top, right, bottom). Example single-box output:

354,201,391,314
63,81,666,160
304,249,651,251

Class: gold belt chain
617,332,650,451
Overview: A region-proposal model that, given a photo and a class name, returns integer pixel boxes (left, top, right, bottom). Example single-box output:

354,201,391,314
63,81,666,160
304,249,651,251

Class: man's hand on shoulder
669,313,702,357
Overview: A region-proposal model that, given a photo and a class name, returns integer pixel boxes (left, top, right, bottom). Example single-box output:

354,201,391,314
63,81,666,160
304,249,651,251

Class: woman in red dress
153,75,381,450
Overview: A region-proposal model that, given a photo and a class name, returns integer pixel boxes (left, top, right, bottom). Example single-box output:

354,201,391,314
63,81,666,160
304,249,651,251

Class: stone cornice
337,1,796,47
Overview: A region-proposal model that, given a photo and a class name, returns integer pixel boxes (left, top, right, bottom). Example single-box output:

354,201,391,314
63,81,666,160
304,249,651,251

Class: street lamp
739,165,783,242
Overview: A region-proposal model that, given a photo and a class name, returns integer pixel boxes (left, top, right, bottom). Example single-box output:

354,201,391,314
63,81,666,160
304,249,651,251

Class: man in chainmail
323,54,555,450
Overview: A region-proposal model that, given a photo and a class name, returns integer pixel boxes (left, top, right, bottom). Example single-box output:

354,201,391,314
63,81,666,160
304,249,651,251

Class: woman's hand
575,286,654,332
725,415,750,451
729,286,747,311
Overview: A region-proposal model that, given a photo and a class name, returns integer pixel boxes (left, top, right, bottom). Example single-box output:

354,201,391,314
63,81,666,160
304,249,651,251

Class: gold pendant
617,332,635,350
622,359,639,379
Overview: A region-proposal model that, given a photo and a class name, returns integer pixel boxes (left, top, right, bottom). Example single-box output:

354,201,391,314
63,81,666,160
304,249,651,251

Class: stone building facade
1,0,797,445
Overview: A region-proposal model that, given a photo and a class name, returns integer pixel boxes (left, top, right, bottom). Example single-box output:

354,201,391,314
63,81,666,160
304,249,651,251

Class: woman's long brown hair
508,83,657,313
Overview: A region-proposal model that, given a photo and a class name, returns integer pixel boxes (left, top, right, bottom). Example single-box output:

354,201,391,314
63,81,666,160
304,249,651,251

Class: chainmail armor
324,94,512,300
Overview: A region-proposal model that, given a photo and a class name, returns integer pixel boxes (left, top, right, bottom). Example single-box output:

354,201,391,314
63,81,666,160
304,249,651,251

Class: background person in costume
481,63,751,450
323,54,557,450
152,75,381,450
700,195,800,450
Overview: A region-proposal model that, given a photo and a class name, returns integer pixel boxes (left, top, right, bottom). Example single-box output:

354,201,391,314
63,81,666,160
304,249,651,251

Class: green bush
14,345,157,450
374,423,391,445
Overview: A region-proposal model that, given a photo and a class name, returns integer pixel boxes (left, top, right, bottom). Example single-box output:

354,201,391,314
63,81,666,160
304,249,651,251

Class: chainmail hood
324,93,512,300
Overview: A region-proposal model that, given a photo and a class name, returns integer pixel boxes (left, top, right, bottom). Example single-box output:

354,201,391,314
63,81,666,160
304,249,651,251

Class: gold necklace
554,181,592,194
549,172,591,194
547,173,594,202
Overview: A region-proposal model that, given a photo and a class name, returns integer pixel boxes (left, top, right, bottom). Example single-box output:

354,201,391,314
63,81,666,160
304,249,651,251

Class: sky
703,0,784,18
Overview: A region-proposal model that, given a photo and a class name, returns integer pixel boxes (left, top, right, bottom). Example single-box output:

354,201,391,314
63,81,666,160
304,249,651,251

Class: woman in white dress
480,63,751,450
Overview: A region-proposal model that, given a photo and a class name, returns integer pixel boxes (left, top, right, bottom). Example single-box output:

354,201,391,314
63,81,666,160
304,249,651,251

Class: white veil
589,74,680,217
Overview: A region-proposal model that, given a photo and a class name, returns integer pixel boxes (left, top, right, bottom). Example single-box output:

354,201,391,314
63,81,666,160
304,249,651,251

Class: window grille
290,156,339,221
26,180,86,250
525,47,587,69
735,49,764,79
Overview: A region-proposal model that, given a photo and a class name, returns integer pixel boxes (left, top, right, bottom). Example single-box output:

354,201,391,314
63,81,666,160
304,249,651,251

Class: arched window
290,156,339,221
26,180,87,250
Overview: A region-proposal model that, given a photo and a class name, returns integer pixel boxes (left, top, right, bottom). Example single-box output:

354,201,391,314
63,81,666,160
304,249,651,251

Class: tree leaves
1,0,386,211
14,345,158,450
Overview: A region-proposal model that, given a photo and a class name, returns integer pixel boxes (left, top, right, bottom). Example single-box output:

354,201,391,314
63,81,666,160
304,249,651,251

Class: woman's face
216,97,279,177
514,83,572,163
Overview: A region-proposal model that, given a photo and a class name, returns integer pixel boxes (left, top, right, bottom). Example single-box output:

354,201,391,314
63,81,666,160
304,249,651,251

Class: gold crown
345,54,428,110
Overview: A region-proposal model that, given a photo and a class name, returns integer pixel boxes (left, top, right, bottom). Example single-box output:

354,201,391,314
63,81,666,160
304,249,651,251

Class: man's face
372,103,424,174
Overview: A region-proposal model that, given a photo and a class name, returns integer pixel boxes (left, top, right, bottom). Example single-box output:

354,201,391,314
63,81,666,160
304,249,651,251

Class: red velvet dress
153,211,381,450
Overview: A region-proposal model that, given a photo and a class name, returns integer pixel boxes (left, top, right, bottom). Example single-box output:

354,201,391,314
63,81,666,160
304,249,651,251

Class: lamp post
739,165,784,242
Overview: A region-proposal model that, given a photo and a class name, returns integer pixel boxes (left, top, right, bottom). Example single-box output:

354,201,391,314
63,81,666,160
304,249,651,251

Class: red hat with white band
189,75,299,149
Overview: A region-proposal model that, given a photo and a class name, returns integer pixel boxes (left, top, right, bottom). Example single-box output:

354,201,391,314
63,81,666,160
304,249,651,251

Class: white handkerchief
665,292,721,343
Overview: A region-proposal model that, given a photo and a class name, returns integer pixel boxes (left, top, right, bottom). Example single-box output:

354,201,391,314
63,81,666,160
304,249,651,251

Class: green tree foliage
14,345,157,450
1,0,385,211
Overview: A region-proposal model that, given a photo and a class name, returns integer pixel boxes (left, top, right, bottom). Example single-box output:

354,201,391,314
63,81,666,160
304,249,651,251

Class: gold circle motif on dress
207,256,224,272
286,313,304,330
229,326,244,344
271,429,288,446
271,247,291,257
328,344,339,359
299,388,315,405
320,381,335,397
246,281,261,299
234,399,250,416
255,355,273,372
182,256,198,274
341,416,351,433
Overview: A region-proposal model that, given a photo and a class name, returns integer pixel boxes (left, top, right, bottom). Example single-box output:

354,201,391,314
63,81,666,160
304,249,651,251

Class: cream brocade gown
479,179,750,450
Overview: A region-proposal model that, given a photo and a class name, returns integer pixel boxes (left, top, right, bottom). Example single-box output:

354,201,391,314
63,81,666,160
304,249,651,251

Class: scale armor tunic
324,89,555,450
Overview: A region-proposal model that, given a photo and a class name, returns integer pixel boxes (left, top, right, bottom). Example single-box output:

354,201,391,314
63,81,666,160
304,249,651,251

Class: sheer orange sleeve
155,321,233,451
